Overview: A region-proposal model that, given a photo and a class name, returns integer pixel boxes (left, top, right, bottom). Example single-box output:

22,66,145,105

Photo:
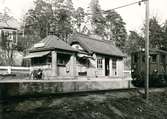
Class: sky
0,0,167,32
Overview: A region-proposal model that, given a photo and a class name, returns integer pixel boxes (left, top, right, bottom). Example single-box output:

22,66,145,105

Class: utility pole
145,0,149,101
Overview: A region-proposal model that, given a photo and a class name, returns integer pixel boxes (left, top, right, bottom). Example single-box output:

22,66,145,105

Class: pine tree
149,17,163,48
104,10,127,51
73,7,85,32
125,31,144,55
89,0,105,36
24,0,74,40
161,20,167,50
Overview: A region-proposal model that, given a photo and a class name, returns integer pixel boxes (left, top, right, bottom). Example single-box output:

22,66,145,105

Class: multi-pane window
31,54,51,66
97,58,103,69
31,57,47,66
112,59,117,69
112,59,117,76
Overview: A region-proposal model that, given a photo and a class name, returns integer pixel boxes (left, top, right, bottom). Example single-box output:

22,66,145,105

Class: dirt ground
1,89,167,119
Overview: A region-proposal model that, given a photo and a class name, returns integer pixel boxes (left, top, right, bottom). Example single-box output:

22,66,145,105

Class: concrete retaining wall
0,79,133,97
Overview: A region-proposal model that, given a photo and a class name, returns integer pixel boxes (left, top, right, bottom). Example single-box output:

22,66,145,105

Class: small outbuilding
25,33,125,79
25,35,77,79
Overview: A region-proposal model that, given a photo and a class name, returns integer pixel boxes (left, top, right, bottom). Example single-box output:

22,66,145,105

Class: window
31,53,51,66
112,59,117,76
97,58,103,69
112,59,117,69
57,59,66,65
31,56,47,66
151,54,157,63
57,54,70,66
57,56,67,66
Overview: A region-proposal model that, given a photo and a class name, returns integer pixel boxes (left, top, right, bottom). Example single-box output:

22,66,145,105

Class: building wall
116,59,124,77
76,55,104,77
71,43,124,78
76,54,124,78
30,52,77,79
30,51,124,79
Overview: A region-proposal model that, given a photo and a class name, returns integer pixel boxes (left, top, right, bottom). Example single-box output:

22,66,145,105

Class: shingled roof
29,35,77,52
69,33,125,57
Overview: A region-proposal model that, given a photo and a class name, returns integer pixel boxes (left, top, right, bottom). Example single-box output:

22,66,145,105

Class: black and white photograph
0,0,167,118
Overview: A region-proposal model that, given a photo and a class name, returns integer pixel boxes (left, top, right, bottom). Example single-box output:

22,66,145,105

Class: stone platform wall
0,79,133,97
19,79,133,95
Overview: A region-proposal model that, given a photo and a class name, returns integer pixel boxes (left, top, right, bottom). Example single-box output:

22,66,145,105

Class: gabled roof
29,35,77,53
69,33,125,57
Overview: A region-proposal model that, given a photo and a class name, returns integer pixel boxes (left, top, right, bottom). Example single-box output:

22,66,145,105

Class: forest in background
0,0,167,67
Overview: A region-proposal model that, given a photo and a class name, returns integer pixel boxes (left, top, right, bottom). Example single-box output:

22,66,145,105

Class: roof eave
29,47,77,53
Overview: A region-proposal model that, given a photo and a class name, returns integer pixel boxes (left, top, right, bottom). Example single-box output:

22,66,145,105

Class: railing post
8,66,12,74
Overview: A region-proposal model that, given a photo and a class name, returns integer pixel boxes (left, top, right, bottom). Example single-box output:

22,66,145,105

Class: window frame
57,54,70,66
97,58,103,69
112,59,117,69
112,58,117,76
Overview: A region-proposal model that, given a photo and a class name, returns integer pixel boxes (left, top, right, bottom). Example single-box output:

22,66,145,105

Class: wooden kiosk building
25,33,125,79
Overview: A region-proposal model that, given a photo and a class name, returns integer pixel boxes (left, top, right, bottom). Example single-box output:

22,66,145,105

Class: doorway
105,58,110,76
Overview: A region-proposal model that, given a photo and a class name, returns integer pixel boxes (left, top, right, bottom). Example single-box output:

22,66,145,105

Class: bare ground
1,89,167,119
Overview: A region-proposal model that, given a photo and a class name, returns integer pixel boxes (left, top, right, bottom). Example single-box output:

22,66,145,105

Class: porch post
102,57,105,76
51,51,57,78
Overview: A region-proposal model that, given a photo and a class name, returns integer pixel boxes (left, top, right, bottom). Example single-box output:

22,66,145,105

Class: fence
0,66,30,75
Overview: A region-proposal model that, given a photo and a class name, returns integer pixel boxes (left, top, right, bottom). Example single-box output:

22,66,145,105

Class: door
105,58,110,76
